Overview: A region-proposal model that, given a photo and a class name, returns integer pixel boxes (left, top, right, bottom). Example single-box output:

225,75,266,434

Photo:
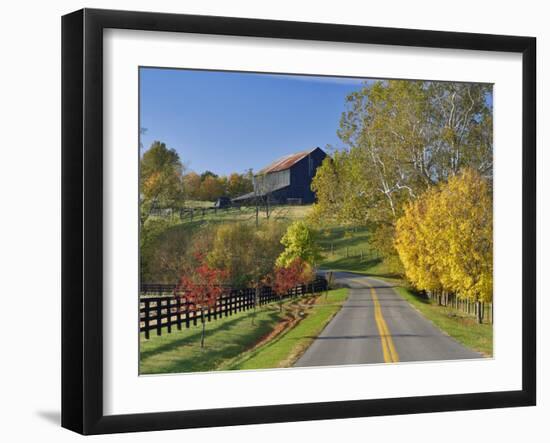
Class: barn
232,147,327,205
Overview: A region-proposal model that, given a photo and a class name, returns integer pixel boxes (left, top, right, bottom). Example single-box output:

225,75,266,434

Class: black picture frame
61,8,536,435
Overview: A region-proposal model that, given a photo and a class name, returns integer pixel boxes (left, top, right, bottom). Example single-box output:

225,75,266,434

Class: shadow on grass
320,256,402,280
317,226,370,249
140,309,282,374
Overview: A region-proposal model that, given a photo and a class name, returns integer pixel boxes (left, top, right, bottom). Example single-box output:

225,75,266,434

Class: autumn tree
207,222,286,323
273,258,313,312
277,221,321,268
394,169,493,322
141,221,195,283
207,223,257,288
140,141,185,226
311,80,493,265
227,172,254,198
183,172,202,200
176,252,227,348
199,175,226,201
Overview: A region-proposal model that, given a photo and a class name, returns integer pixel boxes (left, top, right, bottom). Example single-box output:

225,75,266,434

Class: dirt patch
219,294,320,369
252,296,318,351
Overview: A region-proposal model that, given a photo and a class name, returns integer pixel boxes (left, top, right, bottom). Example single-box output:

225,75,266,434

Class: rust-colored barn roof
258,148,316,174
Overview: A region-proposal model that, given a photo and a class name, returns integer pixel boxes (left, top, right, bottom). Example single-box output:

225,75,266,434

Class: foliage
394,169,493,305
277,221,322,268
273,258,314,310
183,172,202,200
177,252,227,311
140,220,217,284
176,252,228,347
140,141,185,225
199,175,225,201
227,171,254,197
200,170,218,181
311,80,493,263
207,222,286,288
181,170,253,202
141,220,195,283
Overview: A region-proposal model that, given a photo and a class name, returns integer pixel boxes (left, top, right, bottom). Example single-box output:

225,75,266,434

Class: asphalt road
295,272,482,367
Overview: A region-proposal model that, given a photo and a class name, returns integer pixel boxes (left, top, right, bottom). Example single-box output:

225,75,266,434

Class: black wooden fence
425,290,493,324
139,278,328,339
149,205,243,221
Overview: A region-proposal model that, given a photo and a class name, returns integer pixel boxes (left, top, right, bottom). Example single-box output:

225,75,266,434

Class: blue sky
139,68,366,176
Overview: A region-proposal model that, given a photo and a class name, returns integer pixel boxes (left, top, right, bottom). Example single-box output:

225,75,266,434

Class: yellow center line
368,284,400,363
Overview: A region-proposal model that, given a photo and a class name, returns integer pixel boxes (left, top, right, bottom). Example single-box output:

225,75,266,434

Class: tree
140,141,185,226
199,175,225,201
183,172,202,200
207,223,257,288
273,258,313,312
277,221,321,268
176,253,227,348
311,80,493,265
227,172,253,198
207,222,286,322
394,169,492,322
200,170,218,181
141,221,195,283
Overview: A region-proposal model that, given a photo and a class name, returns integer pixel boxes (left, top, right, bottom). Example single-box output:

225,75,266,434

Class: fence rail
139,278,328,339
425,290,493,324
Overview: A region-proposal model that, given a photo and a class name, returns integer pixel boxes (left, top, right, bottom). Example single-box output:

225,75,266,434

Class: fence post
156,301,162,336
144,300,150,340
166,299,172,334
176,298,182,330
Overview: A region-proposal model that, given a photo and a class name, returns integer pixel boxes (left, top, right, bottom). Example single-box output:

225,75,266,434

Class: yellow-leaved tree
395,168,492,322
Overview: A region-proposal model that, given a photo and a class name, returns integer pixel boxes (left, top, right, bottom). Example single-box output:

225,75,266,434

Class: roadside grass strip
222,288,349,370
394,285,493,357
139,288,348,374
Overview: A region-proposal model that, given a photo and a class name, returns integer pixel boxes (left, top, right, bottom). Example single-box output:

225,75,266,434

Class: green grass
316,226,400,278
185,200,216,208
223,288,349,370
394,285,493,356
139,289,348,374
150,204,314,228
140,306,285,374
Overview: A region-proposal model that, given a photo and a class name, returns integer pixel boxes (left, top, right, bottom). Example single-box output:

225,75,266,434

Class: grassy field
184,200,217,208
140,288,348,374
149,204,394,277
223,288,349,370
316,226,399,278
394,286,493,356
150,204,313,227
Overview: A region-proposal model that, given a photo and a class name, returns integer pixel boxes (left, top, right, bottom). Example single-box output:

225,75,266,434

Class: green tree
312,80,492,265
140,141,185,226
200,170,218,181
277,221,321,268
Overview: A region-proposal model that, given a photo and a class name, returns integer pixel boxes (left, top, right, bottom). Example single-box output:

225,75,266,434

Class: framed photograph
62,8,536,435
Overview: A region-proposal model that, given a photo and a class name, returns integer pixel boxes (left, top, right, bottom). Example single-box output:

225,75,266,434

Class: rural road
295,272,482,367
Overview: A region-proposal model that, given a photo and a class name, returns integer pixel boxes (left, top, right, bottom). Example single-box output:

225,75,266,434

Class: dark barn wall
271,148,327,204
